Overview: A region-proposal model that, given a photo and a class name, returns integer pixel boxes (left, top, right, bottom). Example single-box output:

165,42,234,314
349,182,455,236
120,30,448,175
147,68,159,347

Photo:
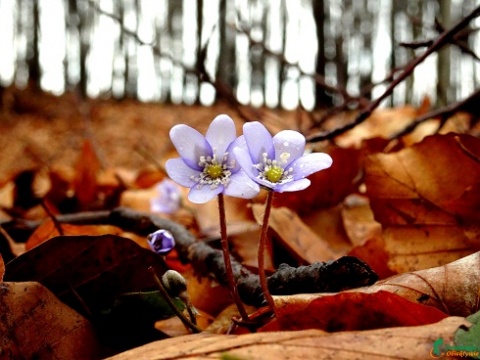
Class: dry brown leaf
104,316,471,360
273,290,448,332
271,147,362,213
365,133,480,272
288,251,480,318
341,195,382,247
73,139,101,210
253,205,338,264
0,281,101,359
25,219,122,250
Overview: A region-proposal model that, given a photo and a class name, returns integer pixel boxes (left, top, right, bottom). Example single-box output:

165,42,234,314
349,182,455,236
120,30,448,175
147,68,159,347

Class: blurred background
0,0,479,110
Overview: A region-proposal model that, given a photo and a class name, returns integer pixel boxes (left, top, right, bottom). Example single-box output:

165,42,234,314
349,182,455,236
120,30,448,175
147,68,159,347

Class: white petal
278,178,311,192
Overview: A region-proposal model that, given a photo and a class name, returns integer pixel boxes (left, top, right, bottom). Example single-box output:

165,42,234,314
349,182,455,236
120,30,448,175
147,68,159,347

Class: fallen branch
0,207,377,307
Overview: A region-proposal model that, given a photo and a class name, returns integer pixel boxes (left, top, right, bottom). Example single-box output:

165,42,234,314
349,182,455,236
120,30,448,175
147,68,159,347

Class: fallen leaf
304,251,480,318
25,219,122,249
273,290,448,332
0,281,102,359
271,147,362,214
252,205,337,264
73,139,102,210
364,133,480,272
4,234,168,317
103,317,471,360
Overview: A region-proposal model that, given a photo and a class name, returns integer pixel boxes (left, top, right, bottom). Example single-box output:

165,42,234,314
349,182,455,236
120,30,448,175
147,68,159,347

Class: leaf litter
1,89,480,358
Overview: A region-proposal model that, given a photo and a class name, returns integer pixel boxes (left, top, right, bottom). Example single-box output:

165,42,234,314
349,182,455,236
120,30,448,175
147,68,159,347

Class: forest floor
0,86,298,178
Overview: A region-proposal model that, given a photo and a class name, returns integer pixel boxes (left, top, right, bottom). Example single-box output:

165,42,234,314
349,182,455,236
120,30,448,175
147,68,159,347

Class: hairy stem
217,194,250,322
258,190,276,314
148,267,201,333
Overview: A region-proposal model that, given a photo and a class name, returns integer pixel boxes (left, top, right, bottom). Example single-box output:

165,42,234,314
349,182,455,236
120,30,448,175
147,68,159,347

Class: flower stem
217,194,250,322
258,190,276,314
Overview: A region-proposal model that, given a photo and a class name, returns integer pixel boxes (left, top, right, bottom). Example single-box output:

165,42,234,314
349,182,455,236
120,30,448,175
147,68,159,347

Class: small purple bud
147,229,175,255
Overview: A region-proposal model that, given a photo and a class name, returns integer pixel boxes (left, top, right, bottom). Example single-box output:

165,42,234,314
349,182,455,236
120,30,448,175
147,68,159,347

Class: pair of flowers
165,114,333,204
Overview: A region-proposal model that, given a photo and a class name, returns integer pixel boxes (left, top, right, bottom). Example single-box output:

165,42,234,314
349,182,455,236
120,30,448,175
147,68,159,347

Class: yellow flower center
205,164,223,179
265,166,284,183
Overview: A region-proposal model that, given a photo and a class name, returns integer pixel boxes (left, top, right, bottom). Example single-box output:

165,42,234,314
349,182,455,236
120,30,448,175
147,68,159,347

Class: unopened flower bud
161,269,187,298
147,229,175,255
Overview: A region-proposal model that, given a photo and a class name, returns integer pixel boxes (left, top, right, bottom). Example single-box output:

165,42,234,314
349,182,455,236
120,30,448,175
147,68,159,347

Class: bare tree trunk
313,0,331,107
437,0,451,105
28,0,41,88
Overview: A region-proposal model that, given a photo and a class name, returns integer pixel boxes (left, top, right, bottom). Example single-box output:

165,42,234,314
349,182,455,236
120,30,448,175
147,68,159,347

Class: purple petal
277,178,311,192
224,170,260,199
272,130,306,166
233,146,259,179
166,158,198,188
243,122,274,163
206,114,236,160
225,135,246,172
147,229,175,255
290,153,333,180
170,124,212,170
188,184,223,204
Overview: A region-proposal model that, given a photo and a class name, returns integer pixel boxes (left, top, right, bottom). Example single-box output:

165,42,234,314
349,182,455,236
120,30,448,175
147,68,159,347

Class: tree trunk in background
313,0,331,107
217,0,236,93
437,0,451,106
28,0,41,88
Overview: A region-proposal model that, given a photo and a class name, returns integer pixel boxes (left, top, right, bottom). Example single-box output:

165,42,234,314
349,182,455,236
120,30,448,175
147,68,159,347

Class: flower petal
206,114,237,160
188,184,223,204
243,122,274,163
225,135,246,172
166,158,198,188
278,178,311,192
272,130,306,166
290,153,333,180
233,146,259,179
170,124,212,170
224,170,260,199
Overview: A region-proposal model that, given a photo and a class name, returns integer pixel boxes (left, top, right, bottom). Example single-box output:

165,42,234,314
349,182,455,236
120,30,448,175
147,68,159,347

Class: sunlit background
0,0,479,110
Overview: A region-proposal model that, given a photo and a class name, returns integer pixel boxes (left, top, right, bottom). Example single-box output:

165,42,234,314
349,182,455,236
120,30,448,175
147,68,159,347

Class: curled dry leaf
0,281,101,359
104,317,471,360
286,251,480,319
365,133,480,272
272,290,448,332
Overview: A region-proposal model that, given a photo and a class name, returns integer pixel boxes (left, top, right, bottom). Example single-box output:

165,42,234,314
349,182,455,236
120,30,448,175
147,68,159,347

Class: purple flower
150,179,181,214
166,114,260,203
233,122,333,192
147,229,175,255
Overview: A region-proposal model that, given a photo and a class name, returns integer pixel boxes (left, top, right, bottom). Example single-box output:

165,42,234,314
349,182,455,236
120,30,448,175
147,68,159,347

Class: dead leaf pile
1,93,480,359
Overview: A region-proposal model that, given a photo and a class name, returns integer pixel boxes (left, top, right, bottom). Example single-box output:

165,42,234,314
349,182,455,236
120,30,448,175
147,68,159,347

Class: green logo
430,337,480,358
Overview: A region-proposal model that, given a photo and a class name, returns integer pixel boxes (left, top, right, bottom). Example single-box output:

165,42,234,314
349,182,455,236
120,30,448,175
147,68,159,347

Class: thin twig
390,88,480,139
307,5,480,143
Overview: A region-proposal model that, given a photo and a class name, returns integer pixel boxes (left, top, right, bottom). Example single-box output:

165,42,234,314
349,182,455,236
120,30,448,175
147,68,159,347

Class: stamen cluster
254,152,294,185
193,154,233,189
